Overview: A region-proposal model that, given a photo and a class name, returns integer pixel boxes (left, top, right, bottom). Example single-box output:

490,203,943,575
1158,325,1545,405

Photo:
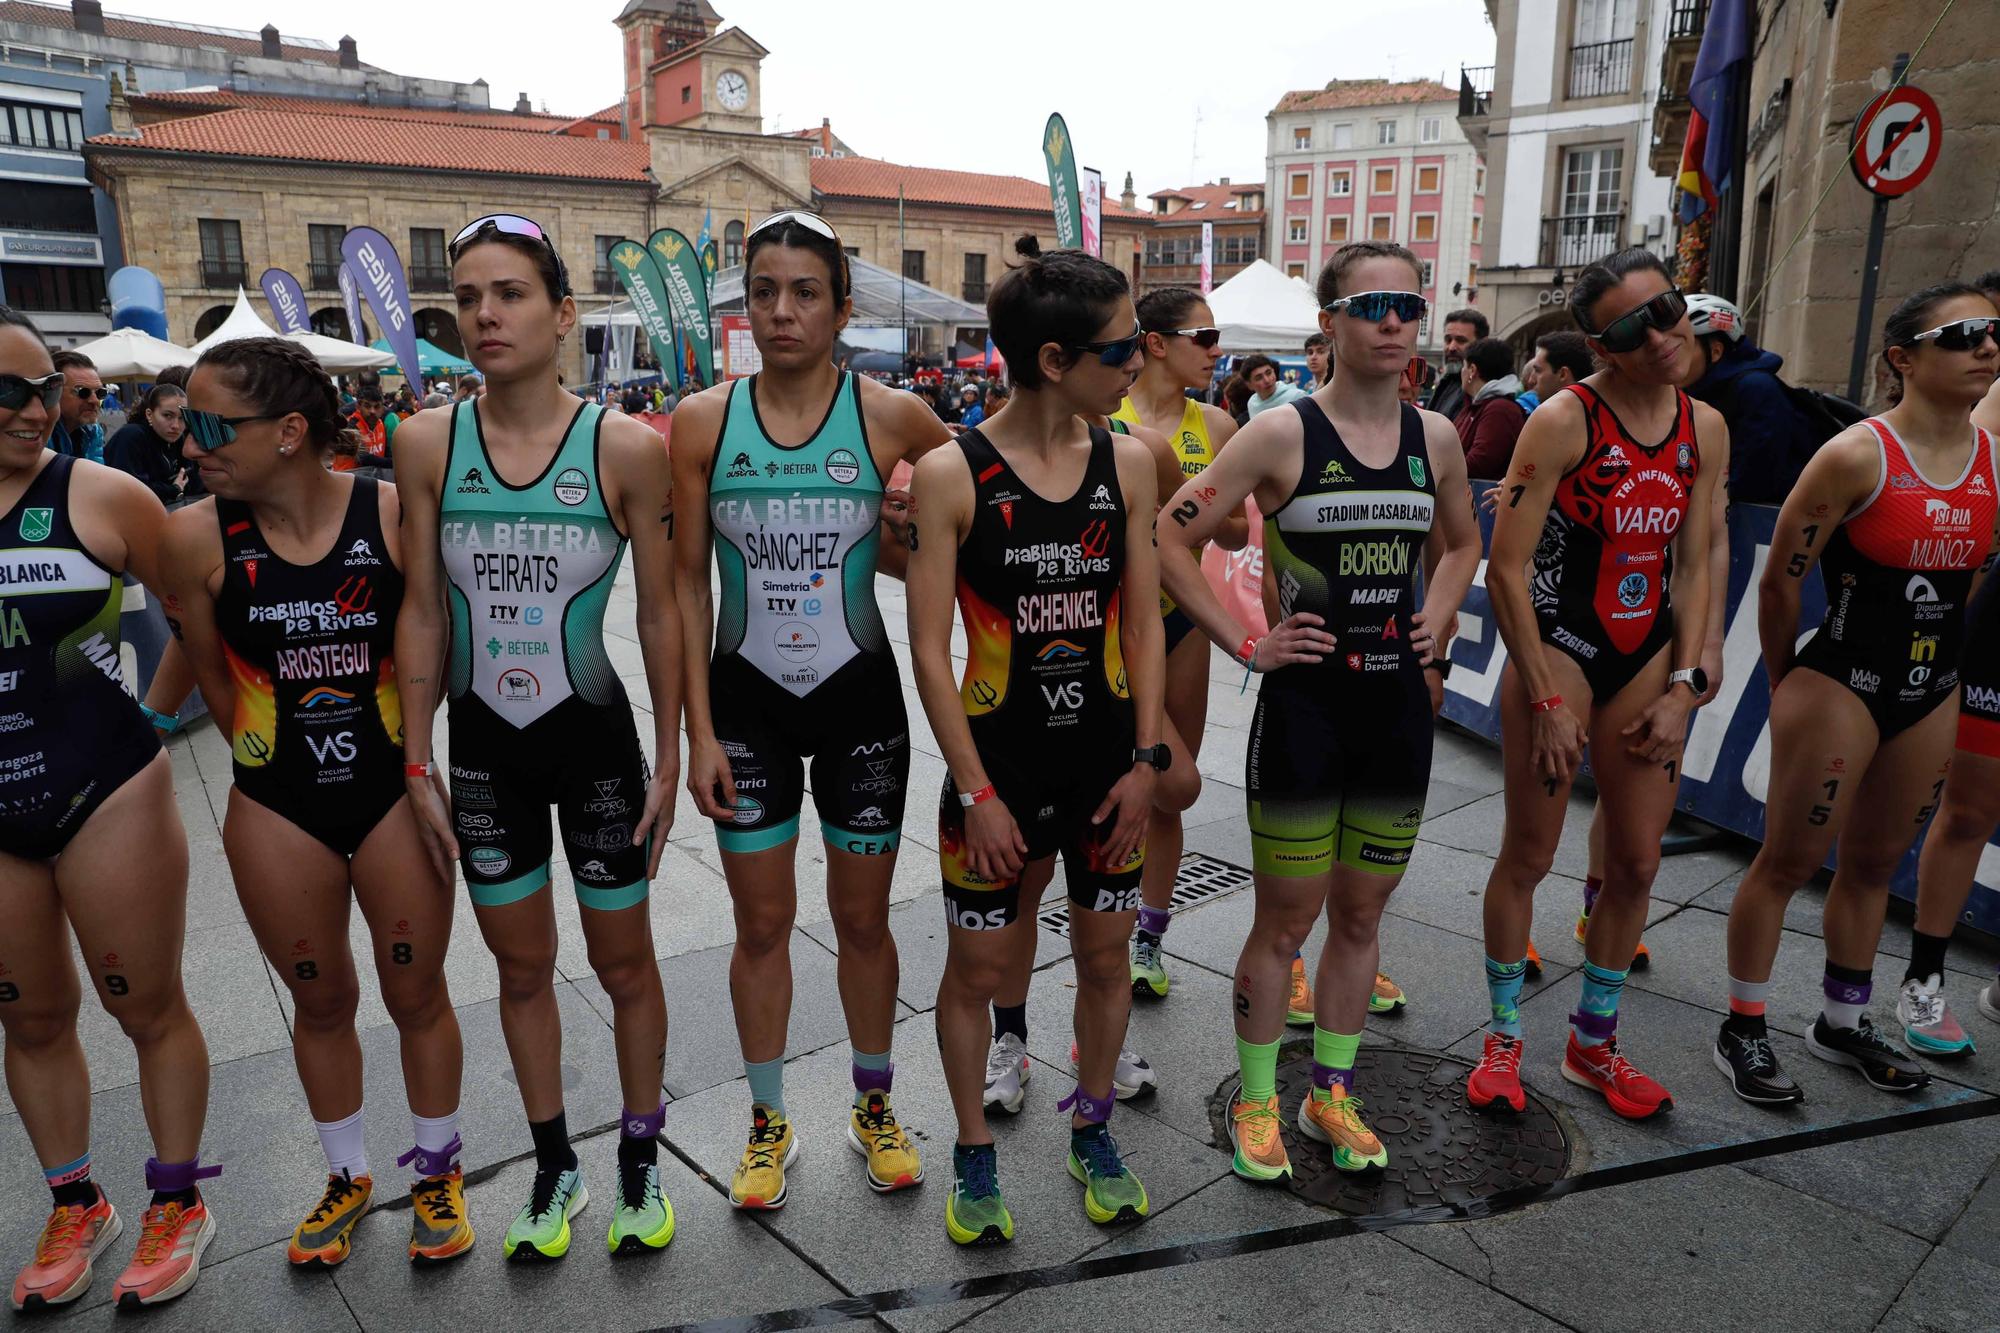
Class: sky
101,0,1496,197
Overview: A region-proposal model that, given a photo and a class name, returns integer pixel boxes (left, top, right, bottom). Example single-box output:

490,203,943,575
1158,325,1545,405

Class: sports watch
1133,745,1172,772
1668,667,1709,697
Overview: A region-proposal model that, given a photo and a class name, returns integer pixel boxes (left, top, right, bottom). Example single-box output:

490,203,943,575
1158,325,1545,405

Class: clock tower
613,0,767,136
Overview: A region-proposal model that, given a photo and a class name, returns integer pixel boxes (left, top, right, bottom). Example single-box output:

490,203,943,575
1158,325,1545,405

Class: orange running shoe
111,1195,215,1308
1573,909,1653,970
1297,1090,1389,1171
408,1168,475,1264
1523,940,1544,981
1285,956,1314,1027
11,1190,120,1310
1467,1032,1528,1113
1228,1090,1292,1182
286,1172,371,1267
1562,1034,1673,1119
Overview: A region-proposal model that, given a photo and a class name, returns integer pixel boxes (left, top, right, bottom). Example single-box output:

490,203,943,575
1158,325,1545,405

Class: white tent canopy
66,327,195,379
189,288,279,354
189,288,395,371
1208,260,1323,352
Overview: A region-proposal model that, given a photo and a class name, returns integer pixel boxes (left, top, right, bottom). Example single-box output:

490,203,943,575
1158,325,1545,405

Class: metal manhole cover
1207,1043,1570,1215
1038,852,1252,937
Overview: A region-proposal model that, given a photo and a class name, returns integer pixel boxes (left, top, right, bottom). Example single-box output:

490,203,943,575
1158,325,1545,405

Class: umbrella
369,337,474,379
286,332,396,373
66,327,195,379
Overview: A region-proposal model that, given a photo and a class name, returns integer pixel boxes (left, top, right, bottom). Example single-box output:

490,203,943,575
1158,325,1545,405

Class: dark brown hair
195,336,358,458
1315,241,1422,307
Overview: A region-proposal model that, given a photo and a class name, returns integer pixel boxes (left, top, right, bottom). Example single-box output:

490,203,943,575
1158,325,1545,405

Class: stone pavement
7,566,2000,1332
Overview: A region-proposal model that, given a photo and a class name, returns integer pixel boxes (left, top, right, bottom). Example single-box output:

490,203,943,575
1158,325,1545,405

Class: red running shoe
11,1190,120,1310
111,1195,214,1308
1562,1034,1673,1119
1466,1033,1527,1113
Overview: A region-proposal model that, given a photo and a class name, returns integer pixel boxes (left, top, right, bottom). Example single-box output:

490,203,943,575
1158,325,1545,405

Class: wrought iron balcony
1567,38,1633,99
1540,212,1625,268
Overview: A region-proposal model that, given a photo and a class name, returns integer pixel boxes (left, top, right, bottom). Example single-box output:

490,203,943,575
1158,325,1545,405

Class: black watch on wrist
1425,656,1454,679
1133,744,1172,772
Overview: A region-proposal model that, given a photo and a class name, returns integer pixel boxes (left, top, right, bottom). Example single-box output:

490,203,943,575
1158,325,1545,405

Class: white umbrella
190,287,281,354
66,327,197,379
284,332,395,372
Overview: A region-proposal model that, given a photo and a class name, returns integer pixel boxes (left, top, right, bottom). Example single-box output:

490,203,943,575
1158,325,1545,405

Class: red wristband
957,783,996,809
1530,694,1565,714
1237,635,1260,667
405,761,435,778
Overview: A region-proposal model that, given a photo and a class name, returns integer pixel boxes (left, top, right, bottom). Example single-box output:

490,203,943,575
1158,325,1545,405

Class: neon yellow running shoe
729,1106,797,1210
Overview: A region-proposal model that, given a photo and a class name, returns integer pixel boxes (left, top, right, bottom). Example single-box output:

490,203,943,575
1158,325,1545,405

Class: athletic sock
1136,905,1171,942
852,1046,893,1107
313,1106,369,1179
1310,1027,1361,1101
745,1056,787,1119
528,1111,578,1175
1235,1034,1281,1105
1907,930,1951,985
992,1003,1028,1045
619,1102,664,1170
1582,874,1604,917
1725,975,1772,1037
1823,960,1873,1029
1571,960,1628,1048
45,1153,95,1210
1485,956,1528,1038
407,1110,462,1182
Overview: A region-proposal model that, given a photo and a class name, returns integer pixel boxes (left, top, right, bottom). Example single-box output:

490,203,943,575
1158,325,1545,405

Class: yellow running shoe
729,1106,798,1210
1297,1090,1389,1171
1368,972,1408,1014
846,1092,923,1193
1228,1089,1292,1182
286,1172,371,1267
1285,956,1315,1027
407,1168,474,1264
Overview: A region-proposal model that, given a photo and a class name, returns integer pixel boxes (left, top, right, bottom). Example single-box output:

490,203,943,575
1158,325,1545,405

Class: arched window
415,308,464,358
192,306,233,341
724,220,745,268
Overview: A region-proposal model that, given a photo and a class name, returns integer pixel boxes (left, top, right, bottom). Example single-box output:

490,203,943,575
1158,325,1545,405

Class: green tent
369,337,474,380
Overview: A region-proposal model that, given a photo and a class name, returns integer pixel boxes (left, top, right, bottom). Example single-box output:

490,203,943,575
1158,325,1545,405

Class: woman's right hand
1252,612,1338,670
964,797,1028,882
686,736,737,822
1528,704,1588,786
407,769,458,886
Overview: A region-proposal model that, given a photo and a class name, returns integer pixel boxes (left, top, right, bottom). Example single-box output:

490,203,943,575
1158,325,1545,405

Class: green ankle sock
1236,1035,1281,1104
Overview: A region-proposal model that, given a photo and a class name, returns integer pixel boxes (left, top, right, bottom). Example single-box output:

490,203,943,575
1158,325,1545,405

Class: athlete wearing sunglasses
0,371,62,413
1581,287,1691,356
1903,316,2000,352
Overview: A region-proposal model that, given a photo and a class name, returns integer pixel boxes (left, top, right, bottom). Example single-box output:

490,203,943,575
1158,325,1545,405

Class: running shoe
1227,1088,1292,1182
111,1195,214,1308
1285,955,1314,1026
11,1189,119,1310
1982,983,2000,1025
847,1092,923,1192
1131,935,1170,1000
1069,1039,1158,1100
1523,940,1543,981
1573,910,1652,970
1297,1090,1389,1171
944,1145,1013,1246
606,1161,674,1255
1713,1023,1805,1106
285,1171,372,1267
1368,972,1408,1015
1562,1034,1673,1119
984,1034,1029,1115
1466,1032,1527,1113
1067,1124,1149,1224
728,1107,797,1210
503,1166,587,1261
1899,974,1975,1057
407,1168,475,1264
1806,1014,1932,1092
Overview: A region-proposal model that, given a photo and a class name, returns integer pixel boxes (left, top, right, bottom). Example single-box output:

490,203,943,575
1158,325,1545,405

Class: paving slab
1741,1116,2000,1244
1874,1244,2000,1333
1941,1155,2000,1261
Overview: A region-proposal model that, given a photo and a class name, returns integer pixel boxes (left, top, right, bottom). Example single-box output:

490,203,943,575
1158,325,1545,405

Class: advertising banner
1043,112,1082,250
1080,165,1103,258
649,228,713,389
1200,222,1214,295
608,239,682,389
337,263,368,344
340,228,422,388
258,267,311,335
720,313,760,379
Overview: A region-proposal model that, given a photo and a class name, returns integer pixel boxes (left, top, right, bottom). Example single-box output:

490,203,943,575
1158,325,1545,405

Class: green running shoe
505,1166,587,1261
1130,936,1170,1000
1067,1124,1149,1225
607,1161,674,1255
944,1145,1013,1246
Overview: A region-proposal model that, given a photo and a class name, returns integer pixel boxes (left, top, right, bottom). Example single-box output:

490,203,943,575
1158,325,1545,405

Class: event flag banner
609,239,682,390
697,206,716,287
702,240,719,288
1200,222,1215,295
650,227,713,390
337,263,368,345
341,228,422,390
1080,165,1103,258
1043,112,1082,250
258,268,311,335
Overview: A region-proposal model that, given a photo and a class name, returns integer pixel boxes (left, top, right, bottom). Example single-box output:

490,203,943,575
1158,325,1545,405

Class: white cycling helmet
1685,292,1745,343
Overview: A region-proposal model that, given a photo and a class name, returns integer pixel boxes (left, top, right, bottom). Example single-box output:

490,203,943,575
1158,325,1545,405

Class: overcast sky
107,0,1496,197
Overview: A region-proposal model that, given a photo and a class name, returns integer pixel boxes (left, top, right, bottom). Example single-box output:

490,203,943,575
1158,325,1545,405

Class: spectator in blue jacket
956,384,985,428
1683,294,1822,504
49,350,105,462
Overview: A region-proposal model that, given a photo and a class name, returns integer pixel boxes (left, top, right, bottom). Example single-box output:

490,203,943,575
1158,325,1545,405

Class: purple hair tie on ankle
1570,1009,1618,1041
143,1157,221,1193
396,1134,464,1178
1057,1084,1114,1124
853,1060,895,1094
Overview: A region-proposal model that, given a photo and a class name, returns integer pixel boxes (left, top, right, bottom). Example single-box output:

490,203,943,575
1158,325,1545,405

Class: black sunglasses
1587,288,1689,354
1159,326,1222,349
71,385,108,401
0,372,63,413
184,408,282,452
1070,323,1146,366
1324,291,1429,324
1906,317,2000,353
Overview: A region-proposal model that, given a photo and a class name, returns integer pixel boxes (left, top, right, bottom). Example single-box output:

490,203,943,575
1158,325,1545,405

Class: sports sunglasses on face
0,372,63,413
1070,323,1147,366
1587,288,1689,354
183,408,283,452
1160,326,1222,349
750,210,842,244
70,385,109,401
1324,291,1429,324
1905,317,2000,352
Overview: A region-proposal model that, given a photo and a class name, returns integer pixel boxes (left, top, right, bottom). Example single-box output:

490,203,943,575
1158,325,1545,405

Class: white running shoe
1980,983,2000,1026
1068,1039,1158,1100
983,1034,1029,1114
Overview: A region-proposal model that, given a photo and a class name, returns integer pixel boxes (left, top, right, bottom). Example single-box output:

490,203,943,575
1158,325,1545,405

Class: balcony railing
1460,65,1494,118
1567,38,1633,99
307,262,341,291
200,261,247,288
409,264,450,292
1668,0,1709,39
962,282,988,303
1541,212,1625,268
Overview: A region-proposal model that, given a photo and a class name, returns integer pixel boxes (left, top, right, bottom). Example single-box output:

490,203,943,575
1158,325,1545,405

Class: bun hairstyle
744,217,851,308
987,235,1130,389
1569,247,1670,337
1881,280,1991,407
195,336,360,459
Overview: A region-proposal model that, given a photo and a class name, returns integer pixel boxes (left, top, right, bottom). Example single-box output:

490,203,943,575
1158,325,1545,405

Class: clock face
715,70,749,111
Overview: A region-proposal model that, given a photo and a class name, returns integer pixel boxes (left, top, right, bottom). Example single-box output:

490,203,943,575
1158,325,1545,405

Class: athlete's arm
1155,409,1335,671
1416,409,1480,666
669,385,735,821
1093,436,1162,867
1622,404,1723,764
157,499,234,734
70,459,170,590
1698,451,1731,706
387,407,458,883
905,445,1026,879
604,411,682,877
1198,404,1250,551
1486,391,1588,782
1134,420,1183,519
863,382,953,583
1758,425,1878,689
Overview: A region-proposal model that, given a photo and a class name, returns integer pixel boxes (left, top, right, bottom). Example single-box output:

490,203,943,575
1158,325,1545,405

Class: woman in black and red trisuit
1469,248,1727,1123
1718,282,1999,1105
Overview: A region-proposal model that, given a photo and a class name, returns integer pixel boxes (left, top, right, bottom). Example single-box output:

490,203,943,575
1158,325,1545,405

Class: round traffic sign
1849,85,1942,197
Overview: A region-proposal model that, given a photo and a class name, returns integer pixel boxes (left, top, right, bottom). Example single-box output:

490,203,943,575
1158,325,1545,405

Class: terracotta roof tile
1273,78,1454,113
1146,181,1265,223
132,89,586,134
810,154,1148,220
88,107,653,182
0,0,347,65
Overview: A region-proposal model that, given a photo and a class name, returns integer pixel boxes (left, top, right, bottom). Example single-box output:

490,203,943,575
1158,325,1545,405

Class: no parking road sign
1849,84,1942,197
